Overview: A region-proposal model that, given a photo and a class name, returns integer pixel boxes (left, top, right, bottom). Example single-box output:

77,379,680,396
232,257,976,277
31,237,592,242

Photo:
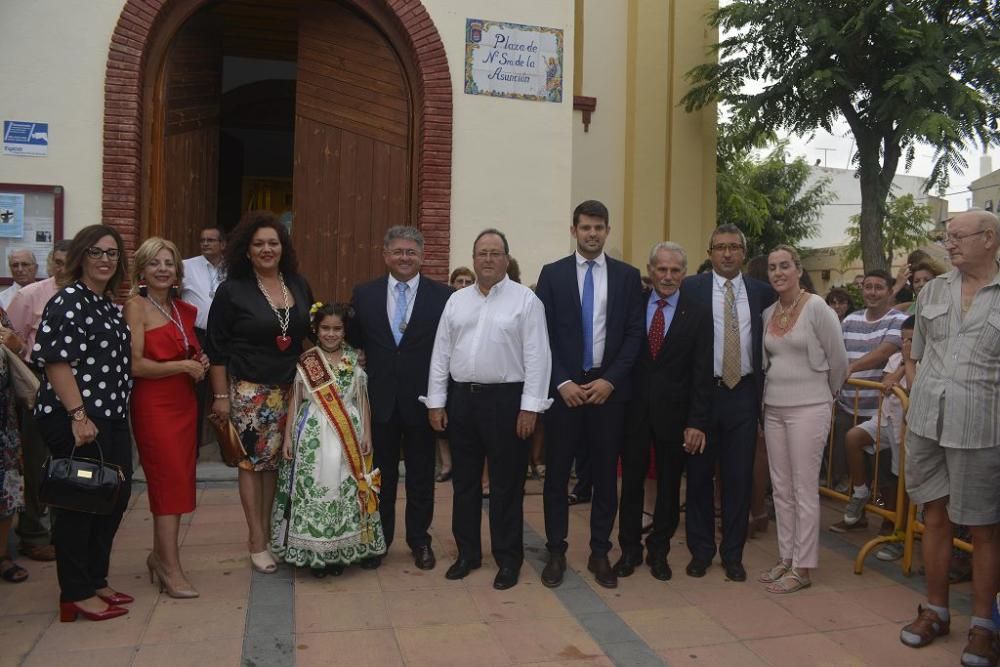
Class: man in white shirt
425,229,552,590
0,248,38,309
181,226,226,451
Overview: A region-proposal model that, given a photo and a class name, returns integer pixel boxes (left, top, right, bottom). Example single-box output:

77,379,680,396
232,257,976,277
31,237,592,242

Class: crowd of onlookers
0,205,997,666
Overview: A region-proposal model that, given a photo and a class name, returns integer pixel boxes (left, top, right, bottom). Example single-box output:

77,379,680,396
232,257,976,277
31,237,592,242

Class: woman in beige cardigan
758,245,848,594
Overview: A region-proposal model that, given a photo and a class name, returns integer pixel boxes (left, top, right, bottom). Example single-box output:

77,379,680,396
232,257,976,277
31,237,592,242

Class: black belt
452,381,523,394
713,374,753,387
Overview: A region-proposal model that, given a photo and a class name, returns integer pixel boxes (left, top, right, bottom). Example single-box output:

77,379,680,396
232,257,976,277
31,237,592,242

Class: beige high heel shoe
147,552,199,599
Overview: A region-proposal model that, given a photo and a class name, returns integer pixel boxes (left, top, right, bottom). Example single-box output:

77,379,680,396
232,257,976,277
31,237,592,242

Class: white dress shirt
422,276,553,413
711,271,752,377
0,282,22,310
575,251,608,368
387,273,420,327
182,255,225,330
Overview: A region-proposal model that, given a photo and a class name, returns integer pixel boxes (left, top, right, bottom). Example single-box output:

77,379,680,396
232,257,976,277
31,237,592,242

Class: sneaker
843,492,869,525
833,479,851,494
829,516,869,533
876,542,904,561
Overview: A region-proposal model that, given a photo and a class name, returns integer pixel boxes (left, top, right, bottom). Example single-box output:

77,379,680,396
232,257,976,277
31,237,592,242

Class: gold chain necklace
775,289,805,330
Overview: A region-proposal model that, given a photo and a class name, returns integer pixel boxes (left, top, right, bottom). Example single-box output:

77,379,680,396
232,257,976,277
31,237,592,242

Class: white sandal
758,559,792,584
766,568,811,594
250,550,277,574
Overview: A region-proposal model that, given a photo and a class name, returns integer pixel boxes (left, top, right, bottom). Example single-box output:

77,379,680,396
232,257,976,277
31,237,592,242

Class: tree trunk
855,142,891,272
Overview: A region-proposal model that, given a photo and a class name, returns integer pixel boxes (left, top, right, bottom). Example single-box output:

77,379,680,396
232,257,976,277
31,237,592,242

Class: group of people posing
1,202,997,667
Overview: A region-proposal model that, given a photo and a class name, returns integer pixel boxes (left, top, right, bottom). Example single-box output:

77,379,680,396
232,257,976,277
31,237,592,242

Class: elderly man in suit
349,226,452,570
614,242,712,581
535,200,644,589
681,224,775,582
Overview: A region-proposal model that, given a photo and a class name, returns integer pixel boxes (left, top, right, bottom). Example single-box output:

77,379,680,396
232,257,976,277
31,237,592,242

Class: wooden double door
154,0,412,301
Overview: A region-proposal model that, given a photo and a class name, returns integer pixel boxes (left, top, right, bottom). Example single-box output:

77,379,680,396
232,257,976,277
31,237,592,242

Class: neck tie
581,260,595,370
648,298,667,360
392,282,408,346
722,279,741,389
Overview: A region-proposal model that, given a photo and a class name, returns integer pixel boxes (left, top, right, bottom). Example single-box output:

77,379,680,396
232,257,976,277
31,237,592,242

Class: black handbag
39,442,125,515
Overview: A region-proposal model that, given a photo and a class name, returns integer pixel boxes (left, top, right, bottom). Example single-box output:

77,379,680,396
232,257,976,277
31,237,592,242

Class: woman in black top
32,225,133,622
207,211,312,574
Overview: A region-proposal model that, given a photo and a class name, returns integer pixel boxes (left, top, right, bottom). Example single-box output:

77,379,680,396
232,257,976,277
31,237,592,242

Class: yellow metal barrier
818,379,909,574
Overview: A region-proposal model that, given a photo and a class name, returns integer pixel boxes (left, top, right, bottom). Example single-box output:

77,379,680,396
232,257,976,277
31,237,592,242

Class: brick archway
102,0,452,280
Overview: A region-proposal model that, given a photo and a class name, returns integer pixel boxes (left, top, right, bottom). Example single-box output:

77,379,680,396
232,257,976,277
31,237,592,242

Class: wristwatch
69,406,87,422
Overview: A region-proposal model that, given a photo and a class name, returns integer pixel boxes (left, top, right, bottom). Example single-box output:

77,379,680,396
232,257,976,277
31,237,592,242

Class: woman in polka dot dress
32,225,134,623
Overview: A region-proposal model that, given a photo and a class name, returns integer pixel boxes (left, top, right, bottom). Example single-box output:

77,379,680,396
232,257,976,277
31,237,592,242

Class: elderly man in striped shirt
899,210,1000,667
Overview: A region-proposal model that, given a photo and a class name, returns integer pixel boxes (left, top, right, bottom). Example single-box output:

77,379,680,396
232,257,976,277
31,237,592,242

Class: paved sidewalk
3,473,974,666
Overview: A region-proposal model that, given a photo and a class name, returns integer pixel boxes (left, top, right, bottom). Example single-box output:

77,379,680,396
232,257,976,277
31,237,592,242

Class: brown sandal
900,605,950,648
961,626,999,667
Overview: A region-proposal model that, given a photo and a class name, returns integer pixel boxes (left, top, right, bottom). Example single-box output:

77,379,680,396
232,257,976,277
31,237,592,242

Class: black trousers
685,376,759,565
448,382,527,569
37,412,132,603
372,406,436,551
543,400,624,556
16,402,52,547
618,429,686,558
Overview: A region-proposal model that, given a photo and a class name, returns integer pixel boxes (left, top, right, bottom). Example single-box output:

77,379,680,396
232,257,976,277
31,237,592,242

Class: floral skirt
230,379,290,472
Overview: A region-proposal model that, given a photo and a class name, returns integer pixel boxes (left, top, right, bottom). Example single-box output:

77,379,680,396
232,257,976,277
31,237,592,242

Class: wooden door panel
293,0,411,302
159,13,222,259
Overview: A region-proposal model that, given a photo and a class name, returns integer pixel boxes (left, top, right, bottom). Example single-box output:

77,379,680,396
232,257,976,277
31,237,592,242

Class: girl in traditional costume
271,303,386,577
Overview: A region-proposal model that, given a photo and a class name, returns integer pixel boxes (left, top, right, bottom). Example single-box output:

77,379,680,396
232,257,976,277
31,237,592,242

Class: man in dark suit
681,224,776,581
349,226,452,570
535,200,644,589
614,242,712,581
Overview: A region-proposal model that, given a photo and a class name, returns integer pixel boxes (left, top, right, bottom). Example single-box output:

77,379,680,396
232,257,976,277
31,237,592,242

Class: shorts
905,427,1000,526
856,417,900,475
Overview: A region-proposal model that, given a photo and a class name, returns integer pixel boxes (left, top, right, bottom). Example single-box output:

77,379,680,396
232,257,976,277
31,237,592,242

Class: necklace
146,295,192,357
775,289,805,330
256,272,292,351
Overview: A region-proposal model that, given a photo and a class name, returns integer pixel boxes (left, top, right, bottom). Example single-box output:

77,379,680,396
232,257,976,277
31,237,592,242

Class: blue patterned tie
582,260,595,370
391,282,408,346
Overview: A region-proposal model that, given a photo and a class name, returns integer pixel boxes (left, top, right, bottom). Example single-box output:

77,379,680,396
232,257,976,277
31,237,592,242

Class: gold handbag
2,346,40,409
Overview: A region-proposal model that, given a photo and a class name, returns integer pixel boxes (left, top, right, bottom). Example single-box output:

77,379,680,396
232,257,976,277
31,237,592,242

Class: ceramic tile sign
464,19,563,103
3,121,48,157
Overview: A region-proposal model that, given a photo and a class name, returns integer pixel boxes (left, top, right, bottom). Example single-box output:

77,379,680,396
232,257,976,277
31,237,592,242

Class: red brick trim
102,0,452,281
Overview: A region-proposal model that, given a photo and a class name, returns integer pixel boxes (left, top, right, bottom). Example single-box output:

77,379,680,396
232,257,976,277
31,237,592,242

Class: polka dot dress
31,281,132,421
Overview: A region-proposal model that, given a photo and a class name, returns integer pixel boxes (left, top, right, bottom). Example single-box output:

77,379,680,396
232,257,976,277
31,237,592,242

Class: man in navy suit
535,200,644,589
681,224,776,582
349,226,452,570
614,242,712,581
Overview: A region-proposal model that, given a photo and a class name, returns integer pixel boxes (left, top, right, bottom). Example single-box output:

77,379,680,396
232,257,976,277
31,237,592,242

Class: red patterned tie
648,298,667,359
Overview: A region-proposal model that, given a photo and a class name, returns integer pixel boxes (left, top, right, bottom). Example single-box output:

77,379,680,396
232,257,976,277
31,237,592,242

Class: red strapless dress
131,300,199,515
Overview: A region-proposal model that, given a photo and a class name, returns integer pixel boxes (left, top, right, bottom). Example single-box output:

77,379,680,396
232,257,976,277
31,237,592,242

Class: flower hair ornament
309,301,324,317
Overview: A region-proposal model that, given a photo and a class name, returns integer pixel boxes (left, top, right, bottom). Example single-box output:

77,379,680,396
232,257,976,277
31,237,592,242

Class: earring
138,279,148,297
170,283,180,298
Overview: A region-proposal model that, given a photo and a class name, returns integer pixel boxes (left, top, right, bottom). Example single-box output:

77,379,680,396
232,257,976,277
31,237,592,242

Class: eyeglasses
710,243,744,253
200,237,221,244
387,249,420,258
85,247,120,260
9,262,35,269
938,230,987,246
475,251,506,260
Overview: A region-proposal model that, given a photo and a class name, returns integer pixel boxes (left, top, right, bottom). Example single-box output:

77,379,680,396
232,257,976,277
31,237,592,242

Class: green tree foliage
683,1,1000,271
843,193,934,267
717,124,833,257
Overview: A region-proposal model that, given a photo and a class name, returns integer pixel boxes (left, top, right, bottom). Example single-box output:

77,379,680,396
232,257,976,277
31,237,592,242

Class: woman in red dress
125,237,208,598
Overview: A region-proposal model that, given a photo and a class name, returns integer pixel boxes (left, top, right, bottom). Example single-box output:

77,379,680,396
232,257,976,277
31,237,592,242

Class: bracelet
213,393,229,400
68,406,88,423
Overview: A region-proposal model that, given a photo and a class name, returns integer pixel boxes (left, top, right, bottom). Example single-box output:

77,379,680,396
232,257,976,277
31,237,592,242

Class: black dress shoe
587,554,618,589
686,559,710,577
493,566,520,590
612,551,643,578
722,561,747,582
360,556,382,570
445,558,481,580
646,554,672,581
413,545,436,570
541,553,566,588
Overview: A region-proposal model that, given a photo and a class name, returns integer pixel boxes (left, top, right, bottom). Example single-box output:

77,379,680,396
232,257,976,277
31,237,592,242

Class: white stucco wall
0,0,574,285
0,0,128,232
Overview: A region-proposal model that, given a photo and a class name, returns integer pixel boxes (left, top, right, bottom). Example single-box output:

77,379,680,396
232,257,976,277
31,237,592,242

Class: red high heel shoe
59,601,129,622
97,591,134,605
